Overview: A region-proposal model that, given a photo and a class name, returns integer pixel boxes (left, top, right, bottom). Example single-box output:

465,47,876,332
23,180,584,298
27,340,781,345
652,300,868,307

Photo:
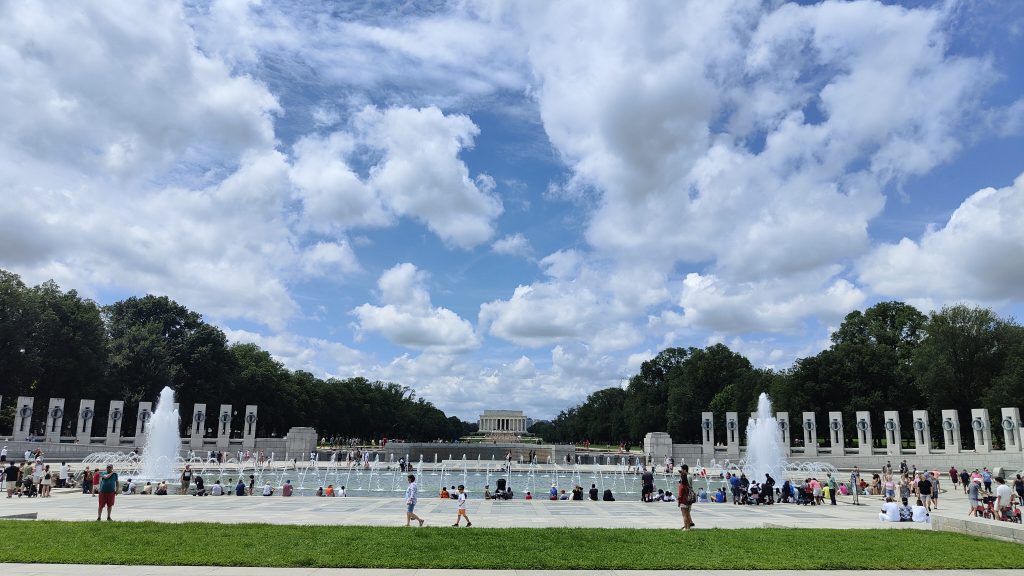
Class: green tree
913,305,1011,412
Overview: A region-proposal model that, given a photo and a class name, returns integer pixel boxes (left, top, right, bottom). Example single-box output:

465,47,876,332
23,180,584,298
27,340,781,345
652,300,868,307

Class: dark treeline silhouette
0,270,472,441
4,270,1022,449
529,301,1024,449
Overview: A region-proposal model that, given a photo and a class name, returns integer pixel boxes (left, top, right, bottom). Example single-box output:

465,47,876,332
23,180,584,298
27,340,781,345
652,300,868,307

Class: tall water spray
743,393,786,485
140,386,181,480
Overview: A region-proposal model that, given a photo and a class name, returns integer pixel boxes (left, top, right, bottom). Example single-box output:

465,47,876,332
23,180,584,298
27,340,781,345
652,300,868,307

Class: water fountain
140,386,181,481
743,392,786,485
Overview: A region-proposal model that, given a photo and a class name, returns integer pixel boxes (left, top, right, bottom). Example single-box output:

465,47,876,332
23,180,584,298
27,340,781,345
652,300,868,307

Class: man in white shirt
404,474,425,527
59,462,70,488
878,496,900,522
911,498,930,523
995,476,1014,519
262,482,274,496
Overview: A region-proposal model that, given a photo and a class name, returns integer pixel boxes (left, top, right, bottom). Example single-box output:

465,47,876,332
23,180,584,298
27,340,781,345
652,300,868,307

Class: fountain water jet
743,393,785,485
140,386,181,480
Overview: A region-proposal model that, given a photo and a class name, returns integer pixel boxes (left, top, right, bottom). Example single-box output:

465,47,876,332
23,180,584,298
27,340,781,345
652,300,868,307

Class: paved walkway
2,567,1022,576
1,487,929,529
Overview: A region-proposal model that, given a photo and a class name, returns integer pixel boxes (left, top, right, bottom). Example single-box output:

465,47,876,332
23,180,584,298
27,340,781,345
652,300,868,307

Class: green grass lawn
0,521,1020,569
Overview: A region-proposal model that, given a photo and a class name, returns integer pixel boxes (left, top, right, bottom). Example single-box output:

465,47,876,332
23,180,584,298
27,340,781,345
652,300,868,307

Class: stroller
20,477,38,498
493,478,513,500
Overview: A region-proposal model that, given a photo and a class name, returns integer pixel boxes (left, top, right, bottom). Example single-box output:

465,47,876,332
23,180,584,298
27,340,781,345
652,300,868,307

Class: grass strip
0,521,1021,569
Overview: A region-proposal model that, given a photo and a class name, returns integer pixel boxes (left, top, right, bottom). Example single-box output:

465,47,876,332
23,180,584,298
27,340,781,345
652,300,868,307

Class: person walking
827,473,837,505
677,466,695,530
452,485,472,527
404,474,425,527
849,467,860,505
97,464,119,521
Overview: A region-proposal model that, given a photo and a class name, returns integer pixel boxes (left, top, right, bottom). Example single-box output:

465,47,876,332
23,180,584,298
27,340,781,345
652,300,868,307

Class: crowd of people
6,443,1024,529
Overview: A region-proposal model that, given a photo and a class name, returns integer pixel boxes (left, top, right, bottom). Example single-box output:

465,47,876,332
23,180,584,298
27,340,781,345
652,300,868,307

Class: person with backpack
677,465,695,530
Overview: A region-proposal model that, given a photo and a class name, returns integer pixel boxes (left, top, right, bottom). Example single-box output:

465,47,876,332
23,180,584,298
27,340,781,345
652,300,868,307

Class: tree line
4,269,1022,449
529,301,1024,449
0,270,471,441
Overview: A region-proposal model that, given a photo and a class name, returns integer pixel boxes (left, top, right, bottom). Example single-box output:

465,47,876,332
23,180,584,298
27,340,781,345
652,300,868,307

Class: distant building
479,410,527,434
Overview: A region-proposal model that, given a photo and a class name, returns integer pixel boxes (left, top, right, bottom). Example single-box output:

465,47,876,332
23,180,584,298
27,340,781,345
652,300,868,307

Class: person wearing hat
967,477,982,515
549,482,558,500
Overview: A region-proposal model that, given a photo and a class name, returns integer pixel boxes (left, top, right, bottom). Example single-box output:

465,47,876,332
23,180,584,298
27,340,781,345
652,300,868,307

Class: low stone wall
932,511,1024,543
382,442,574,464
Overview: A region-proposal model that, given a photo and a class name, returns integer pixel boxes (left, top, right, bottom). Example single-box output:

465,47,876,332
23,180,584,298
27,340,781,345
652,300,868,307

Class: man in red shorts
97,464,119,521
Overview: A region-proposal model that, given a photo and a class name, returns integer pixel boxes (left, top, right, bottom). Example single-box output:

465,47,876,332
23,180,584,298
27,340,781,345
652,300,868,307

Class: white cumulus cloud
352,263,481,353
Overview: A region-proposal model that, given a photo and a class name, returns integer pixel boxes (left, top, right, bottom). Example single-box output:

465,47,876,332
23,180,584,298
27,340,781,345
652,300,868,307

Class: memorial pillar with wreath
136,402,153,448
802,411,817,457
105,400,125,446
190,403,206,449
883,410,902,456
216,404,232,448
940,409,961,454
45,398,66,443
970,408,992,453
242,405,258,450
76,400,96,443
776,411,790,457
725,411,740,457
700,411,714,455
855,411,873,455
1000,407,1022,452
911,409,931,455
13,396,35,441
827,411,844,455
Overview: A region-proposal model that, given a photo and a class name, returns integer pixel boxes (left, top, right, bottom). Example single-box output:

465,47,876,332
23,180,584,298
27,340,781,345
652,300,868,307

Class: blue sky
1,0,1023,421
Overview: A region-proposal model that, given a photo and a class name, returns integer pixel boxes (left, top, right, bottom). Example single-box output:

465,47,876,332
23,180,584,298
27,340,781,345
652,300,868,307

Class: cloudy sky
2,0,1023,420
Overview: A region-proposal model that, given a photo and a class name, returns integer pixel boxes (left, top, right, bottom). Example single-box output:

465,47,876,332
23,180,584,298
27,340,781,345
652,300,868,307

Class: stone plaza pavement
1,487,934,529
2,487,1011,575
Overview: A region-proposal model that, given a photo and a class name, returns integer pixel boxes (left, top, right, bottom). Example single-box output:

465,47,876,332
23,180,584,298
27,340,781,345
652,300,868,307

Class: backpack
685,485,697,505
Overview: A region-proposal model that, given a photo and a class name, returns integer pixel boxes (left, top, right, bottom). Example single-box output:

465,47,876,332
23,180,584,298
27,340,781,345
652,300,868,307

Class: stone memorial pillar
76,400,96,443
776,412,790,457
1000,407,1022,452
911,410,931,455
243,405,258,450
643,432,673,464
883,410,902,456
855,411,873,456
971,408,992,453
190,404,206,449
285,427,317,461
45,398,66,443
216,404,232,448
725,412,740,457
13,396,34,441
940,409,961,454
136,402,153,447
802,412,817,457
828,411,844,455
105,400,124,446
700,411,714,455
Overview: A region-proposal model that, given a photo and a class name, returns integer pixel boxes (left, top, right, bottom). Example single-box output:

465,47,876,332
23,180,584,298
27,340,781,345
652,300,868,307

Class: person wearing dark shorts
97,464,119,521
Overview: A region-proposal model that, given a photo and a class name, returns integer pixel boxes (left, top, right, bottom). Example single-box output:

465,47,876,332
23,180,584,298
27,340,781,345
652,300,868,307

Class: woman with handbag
677,466,696,530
